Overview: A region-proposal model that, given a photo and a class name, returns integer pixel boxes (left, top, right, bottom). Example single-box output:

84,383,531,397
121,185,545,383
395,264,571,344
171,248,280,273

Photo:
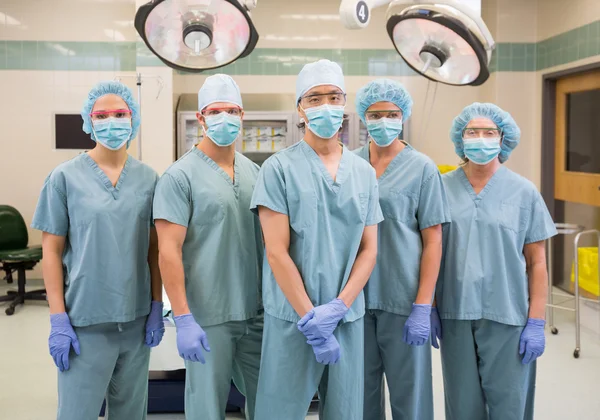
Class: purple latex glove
519,318,546,364
173,314,211,363
145,301,165,347
430,307,442,349
403,304,432,346
297,298,349,345
312,334,341,365
49,312,80,372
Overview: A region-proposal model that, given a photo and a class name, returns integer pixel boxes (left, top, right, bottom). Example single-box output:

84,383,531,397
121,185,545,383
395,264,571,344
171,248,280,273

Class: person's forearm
266,249,313,317
338,246,377,308
415,241,442,304
158,248,189,316
528,261,548,319
148,230,162,302
42,253,66,314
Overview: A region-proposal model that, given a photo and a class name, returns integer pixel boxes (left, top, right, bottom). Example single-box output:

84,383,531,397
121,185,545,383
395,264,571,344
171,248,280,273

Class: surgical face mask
203,112,242,147
463,137,502,165
366,118,403,147
92,117,132,150
301,104,345,139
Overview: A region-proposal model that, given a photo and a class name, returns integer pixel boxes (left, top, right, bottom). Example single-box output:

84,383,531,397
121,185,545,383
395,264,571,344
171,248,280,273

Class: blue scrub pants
363,310,433,420
254,313,364,420
57,316,150,420
440,319,536,420
184,315,263,420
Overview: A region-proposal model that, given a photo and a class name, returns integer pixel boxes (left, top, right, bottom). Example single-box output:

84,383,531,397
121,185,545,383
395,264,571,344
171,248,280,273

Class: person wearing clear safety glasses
353,79,450,420
31,81,164,420
251,59,383,419
153,74,264,420
434,103,557,420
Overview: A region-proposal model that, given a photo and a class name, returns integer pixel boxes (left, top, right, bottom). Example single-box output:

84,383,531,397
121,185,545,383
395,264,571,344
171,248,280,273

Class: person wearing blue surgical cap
153,74,264,420
354,78,450,420
31,81,163,420
435,102,557,420
252,59,383,419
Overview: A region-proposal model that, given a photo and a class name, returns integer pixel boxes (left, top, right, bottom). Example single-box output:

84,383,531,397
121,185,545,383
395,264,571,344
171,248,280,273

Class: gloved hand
297,298,349,345
174,313,211,363
312,334,341,365
145,301,165,347
430,307,442,349
49,312,80,372
403,303,432,346
519,318,546,364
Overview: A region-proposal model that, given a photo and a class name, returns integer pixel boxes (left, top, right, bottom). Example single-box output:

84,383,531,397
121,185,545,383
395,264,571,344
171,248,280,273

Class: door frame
541,62,600,220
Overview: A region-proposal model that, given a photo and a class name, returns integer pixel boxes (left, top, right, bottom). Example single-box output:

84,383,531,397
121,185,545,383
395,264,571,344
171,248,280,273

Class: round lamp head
135,0,259,73
386,3,493,86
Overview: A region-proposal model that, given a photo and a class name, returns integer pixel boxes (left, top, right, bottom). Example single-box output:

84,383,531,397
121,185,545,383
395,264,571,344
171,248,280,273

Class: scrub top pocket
288,190,317,231
135,191,153,221
382,189,416,223
499,202,528,233
191,190,225,226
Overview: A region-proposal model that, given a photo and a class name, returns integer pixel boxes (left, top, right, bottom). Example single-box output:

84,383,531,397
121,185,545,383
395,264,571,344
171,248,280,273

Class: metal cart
546,223,600,358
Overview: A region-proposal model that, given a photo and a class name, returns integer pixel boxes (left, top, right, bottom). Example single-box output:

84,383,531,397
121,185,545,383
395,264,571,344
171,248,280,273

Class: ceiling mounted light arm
135,0,259,73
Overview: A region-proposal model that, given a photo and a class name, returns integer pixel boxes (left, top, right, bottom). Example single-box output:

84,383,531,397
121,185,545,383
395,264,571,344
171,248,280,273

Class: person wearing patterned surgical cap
31,80,163,420
435,102,557,420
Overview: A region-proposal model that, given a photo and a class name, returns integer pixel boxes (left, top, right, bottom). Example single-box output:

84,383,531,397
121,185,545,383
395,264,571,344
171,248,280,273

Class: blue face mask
463,137,502,165
92,117,132,150
204,113,242,147
302,104,345,139
366,118,403,147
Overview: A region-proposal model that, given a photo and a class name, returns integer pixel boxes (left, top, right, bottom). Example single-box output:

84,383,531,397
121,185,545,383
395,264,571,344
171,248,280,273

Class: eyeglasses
300,92,346,108
365,110,403,121
462,127,502,139
89,109,132,120
202,107,242,117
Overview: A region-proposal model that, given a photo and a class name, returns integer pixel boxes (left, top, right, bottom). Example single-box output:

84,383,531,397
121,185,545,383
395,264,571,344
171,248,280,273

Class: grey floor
1,281,599,419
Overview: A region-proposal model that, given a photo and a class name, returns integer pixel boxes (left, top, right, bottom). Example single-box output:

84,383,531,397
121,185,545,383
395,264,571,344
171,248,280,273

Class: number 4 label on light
356,1,369,24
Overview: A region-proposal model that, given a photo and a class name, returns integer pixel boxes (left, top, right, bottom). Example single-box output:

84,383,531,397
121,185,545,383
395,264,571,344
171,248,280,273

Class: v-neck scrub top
31,153,159,327
250,141,384,324
153,148,263,327
436,166,557,326
354,143,451,316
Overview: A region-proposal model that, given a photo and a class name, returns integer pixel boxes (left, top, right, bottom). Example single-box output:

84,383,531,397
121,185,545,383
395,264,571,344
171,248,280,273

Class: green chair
0,205,45,315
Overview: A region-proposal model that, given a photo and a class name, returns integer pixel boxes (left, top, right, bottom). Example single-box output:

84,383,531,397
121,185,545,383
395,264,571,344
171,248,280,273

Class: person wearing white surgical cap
153,74,264,420
251,59,383,419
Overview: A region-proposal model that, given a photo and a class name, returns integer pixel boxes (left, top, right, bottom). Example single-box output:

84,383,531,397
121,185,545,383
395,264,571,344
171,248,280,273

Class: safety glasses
90,109,132,120
300,92,347,108
202,107,243,117
462,127,502,139
365,110,403,121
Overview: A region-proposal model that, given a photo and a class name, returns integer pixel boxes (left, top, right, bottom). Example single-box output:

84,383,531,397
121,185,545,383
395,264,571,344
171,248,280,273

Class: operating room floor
1,282,599,420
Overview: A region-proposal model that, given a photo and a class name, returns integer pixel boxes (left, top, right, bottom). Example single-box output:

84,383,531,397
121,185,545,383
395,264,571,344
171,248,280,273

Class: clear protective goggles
89,109,132,121
462,127,502,139
201,107,243,117
365,110,403,121
300,92,347,108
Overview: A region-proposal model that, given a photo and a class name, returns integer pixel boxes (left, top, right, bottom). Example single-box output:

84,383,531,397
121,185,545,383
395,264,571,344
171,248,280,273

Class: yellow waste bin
437,165,457,174
570,247,599,297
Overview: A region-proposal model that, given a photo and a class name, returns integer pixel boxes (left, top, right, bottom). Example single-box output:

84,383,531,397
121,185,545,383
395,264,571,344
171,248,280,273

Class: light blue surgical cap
198,74,243,111
450,102,520,163
355,78,413,124
81,81,140,142
296,59,345,104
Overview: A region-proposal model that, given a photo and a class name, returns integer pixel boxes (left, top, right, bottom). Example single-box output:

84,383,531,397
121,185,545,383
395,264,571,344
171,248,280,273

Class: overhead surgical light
135,0,259,73
339,0,495,86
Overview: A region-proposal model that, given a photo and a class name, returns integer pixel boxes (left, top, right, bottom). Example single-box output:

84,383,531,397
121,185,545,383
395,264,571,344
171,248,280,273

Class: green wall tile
0,41,6,69
6,41,22,70
21,41,38,70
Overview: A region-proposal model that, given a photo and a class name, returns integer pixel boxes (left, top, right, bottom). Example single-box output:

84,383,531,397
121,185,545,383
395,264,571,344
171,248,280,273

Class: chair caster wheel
573,349,580,358
5,307,15,316
551,327,558,335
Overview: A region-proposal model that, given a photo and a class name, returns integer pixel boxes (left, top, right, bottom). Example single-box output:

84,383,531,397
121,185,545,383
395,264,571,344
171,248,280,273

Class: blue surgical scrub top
436,166,557,326
355,142,451,316
31,154,158,327
250,141,384,324
153,148,263,327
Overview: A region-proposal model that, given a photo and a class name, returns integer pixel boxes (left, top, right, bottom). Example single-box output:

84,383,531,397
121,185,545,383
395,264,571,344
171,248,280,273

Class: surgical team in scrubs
32,81,164,420
153,74,264,420
354,79,450,420
251,60,383,419
435,103,556,420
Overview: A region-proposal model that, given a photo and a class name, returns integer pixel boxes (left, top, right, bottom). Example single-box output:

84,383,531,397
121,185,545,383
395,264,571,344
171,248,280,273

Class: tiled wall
3,20,599,75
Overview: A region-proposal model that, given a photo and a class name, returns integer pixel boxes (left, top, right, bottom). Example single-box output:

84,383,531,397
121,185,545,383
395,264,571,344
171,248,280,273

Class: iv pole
114,72,164,161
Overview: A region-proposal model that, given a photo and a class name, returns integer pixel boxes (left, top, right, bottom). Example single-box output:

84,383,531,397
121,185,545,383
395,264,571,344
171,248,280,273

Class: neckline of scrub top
81,153,131,199
458,164,506,202
190,147,240,195
299,140,349,194
366,140,413,181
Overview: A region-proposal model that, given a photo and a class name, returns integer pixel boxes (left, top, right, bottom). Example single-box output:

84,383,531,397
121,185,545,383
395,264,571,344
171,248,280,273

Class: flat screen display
55,114,95,150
